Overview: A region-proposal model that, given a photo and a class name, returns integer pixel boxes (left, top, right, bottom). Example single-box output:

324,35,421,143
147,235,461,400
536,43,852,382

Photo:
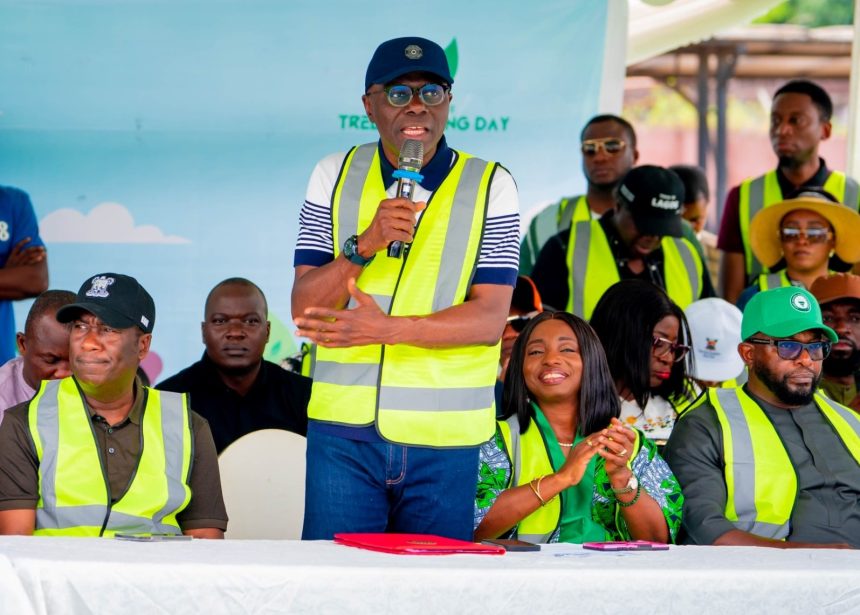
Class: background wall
0,0,608,382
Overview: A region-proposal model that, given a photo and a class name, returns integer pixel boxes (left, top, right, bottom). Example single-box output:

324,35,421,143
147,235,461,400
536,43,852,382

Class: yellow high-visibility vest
498,415,642,543
738,170,859,277
29,377,192,537
708,387,860,539
565,219,704,319
308,143,500,447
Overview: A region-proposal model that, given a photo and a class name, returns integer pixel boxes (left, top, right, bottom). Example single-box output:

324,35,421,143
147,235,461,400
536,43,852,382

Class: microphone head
398,139,424,171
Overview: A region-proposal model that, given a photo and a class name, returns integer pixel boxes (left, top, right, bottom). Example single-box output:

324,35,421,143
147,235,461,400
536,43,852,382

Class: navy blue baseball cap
365,36,453,91
57,273,156,334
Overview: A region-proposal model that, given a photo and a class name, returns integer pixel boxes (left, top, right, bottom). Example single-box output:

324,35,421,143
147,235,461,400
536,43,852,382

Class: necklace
557,440,575,447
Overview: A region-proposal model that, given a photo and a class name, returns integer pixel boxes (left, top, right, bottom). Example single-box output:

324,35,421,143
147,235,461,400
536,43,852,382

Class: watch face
627,474,638,491
344,235,357,258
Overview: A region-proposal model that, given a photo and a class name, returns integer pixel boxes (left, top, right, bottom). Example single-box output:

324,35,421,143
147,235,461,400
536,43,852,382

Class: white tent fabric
627,0,788,66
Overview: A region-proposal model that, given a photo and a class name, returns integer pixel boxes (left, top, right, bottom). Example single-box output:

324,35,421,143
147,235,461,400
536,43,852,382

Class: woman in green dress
474,311,683,544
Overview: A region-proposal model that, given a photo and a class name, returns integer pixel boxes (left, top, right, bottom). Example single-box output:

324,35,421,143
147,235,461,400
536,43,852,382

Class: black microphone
387,139,424,258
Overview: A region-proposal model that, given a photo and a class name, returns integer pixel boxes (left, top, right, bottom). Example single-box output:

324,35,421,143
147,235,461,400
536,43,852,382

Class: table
0,537,858,614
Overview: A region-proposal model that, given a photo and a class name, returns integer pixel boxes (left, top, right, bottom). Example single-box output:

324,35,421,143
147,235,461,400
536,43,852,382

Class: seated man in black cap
0,273,227,538
158,277,311,454
532,165,715,320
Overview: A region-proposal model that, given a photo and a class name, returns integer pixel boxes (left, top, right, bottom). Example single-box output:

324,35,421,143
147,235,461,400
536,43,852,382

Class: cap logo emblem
651,194,679,210
141,315,150,328
705,338,718,351
790,293,811,312
620,185,635,202
85,276,115,298
404,44,423,60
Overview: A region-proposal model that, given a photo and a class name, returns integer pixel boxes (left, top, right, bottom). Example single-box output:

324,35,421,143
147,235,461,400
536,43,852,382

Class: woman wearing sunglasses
474,310,682,545
589,280,696,444
736,190,860,311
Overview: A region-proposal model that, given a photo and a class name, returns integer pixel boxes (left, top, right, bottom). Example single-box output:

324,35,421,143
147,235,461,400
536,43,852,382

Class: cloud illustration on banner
40,202,191,244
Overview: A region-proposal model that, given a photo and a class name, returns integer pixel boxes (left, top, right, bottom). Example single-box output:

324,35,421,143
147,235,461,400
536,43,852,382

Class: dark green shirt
664,388,860,546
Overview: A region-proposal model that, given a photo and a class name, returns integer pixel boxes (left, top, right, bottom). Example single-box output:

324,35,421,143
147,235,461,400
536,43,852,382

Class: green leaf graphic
444,38,458,80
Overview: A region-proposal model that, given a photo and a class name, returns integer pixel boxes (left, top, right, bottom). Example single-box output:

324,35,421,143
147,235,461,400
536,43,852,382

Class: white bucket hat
685,298,745,382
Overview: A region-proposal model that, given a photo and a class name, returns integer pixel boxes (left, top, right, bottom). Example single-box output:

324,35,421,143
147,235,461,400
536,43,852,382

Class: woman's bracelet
616,481,642,508
528,476,548,506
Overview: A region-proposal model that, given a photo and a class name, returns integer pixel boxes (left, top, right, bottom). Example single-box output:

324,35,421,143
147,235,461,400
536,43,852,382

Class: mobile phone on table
481,538,541,552
582,540,668,551
115,533,192,542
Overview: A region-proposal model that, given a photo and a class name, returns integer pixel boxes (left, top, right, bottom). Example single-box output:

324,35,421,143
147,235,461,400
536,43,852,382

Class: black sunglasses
746,338,831,361
506,311,540,333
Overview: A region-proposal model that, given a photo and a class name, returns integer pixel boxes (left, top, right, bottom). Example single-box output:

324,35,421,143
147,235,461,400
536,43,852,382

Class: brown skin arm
475,424,669,542
720,251,746,304
0,509,35,535
0,254,48,300
296,279,511,349
183,527,224,539
291,197,425,315
714,529,852,549
601,421,669,542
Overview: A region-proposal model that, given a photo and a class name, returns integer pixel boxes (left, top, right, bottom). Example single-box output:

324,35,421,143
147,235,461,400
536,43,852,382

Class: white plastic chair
218,429,306,539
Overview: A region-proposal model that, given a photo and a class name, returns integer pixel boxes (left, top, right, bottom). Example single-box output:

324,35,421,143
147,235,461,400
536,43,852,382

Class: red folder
334,533,505,555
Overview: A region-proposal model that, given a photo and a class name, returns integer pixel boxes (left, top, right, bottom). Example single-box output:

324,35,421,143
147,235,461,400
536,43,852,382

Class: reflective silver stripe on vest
106,511,178,535
145,391,188,534
313,361,379,387
672,238,700,299
558,197,575,231
818,395,860,432
33,380,110,530
336,143,377,249
433,157,491,313
571,221,592,316
844,177,859,210
714,389,790,539
761,273,783,291
379,385,495,412
347,293,392,314
747,176,767,276
505,415,522,487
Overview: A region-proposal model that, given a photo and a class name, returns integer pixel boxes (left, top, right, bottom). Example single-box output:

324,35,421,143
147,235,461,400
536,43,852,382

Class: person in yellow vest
810,273,860,411
474,311,682,544
292,37,520,540
665,286,860,547
718,80,860,304
519,115,639,274
532,165,713,318
736,190,860,311
0,273,227,538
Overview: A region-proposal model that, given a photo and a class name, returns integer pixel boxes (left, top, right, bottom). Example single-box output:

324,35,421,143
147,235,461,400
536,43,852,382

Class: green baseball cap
741,286,836,342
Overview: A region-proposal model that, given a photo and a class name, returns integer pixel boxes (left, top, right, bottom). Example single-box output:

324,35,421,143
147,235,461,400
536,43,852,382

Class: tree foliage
755,0,854,27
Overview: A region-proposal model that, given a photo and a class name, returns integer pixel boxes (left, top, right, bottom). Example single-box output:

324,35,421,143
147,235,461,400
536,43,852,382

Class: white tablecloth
0,537,858,614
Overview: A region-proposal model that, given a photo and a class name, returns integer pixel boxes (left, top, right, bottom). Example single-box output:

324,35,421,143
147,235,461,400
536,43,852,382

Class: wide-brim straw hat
750,196,860,269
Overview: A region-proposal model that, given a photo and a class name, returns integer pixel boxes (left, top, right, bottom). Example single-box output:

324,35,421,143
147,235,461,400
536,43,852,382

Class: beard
753,361,821,406
823,347,860,378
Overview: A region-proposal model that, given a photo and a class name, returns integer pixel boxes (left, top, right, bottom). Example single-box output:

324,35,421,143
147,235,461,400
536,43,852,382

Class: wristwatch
343,235,373,266
611,473,638,495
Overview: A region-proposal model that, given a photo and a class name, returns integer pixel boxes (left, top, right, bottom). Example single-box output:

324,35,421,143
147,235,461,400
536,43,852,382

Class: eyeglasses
581,138,626,157
652,336,690,362
367,83,450,108
506,311,540,333
779,227,832,244
746,338,831,361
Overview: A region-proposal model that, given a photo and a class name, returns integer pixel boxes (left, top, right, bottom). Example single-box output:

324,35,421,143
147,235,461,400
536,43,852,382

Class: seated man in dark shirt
157,277,311,453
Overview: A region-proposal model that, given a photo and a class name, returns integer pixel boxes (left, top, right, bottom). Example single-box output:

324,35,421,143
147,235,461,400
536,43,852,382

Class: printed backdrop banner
0,0,608,383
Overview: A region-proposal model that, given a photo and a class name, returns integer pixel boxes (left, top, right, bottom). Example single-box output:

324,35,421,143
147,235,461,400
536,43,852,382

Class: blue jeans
301,428,479,541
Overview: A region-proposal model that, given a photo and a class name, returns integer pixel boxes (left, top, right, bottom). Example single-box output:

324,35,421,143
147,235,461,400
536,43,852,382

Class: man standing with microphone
293,36,519,540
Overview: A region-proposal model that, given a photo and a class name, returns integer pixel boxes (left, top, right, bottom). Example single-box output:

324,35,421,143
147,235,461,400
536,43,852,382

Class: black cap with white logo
617,165,685,238
56,273,156,334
